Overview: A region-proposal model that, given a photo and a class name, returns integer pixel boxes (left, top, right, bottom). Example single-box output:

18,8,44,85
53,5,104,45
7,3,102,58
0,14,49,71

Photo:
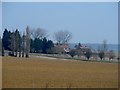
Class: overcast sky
2,2,118,44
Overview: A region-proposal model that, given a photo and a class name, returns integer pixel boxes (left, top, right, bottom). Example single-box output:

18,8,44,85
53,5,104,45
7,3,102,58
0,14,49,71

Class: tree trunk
2,46,4,56
15,50,17,57
11,50,14,56
26,53,29,58
19,51,21,57
19,47,21,57
22,48,24,57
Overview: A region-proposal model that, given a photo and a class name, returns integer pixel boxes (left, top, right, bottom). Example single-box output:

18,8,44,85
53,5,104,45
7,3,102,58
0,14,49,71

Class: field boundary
29,53,118,63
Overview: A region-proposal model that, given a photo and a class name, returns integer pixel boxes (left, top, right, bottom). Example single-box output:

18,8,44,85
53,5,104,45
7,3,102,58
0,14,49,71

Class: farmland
2,56,118,88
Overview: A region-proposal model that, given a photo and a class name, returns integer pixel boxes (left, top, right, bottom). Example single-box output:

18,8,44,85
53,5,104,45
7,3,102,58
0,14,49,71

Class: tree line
1,26,72,57
0,26,117,61
69,42,116,61
2,27,30,57
1,26,55,57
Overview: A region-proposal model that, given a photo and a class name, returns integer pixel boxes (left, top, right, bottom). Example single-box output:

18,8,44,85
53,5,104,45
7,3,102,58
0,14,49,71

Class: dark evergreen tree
2,29,11,50
34,38,43,53
46,40,54,54
2,44,4,56
42,38,48,54
30,39,34,53
47,40,54,49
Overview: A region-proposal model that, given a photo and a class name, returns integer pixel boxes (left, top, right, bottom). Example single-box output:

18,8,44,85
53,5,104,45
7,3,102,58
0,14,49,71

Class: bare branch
30,28,47,39
53,30,72,44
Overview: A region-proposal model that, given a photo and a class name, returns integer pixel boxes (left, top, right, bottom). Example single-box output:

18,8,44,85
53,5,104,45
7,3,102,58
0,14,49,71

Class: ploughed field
2,56,118,88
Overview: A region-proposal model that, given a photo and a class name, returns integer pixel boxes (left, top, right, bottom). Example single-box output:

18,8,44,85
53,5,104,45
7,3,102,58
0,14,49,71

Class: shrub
69,49,76,58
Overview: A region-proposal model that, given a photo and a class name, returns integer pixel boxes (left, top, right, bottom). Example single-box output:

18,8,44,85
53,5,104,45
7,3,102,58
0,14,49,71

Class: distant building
54,44,70,54
75,44,91,54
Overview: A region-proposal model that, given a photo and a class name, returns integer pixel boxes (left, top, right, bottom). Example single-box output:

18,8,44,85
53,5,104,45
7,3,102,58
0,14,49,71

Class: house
75,44,91,54
54,44,70,54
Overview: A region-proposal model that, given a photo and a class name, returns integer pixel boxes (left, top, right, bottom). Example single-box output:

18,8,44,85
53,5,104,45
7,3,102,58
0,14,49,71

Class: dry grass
2,56,118,88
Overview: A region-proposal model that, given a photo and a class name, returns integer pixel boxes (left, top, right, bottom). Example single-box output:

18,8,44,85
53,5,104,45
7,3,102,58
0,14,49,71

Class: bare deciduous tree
18,33,22,57
26,26,30,58
15,29,20,57
10,32,15,56
108,50,115,60
53,30,72,45
98,51,105,60
22,33,26,57
102,39,108,52
84,49,92,60
30,28,47,39
97,40,108,60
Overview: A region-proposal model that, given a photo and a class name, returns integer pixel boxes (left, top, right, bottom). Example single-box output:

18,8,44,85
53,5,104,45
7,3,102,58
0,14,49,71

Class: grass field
2,56,118,88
